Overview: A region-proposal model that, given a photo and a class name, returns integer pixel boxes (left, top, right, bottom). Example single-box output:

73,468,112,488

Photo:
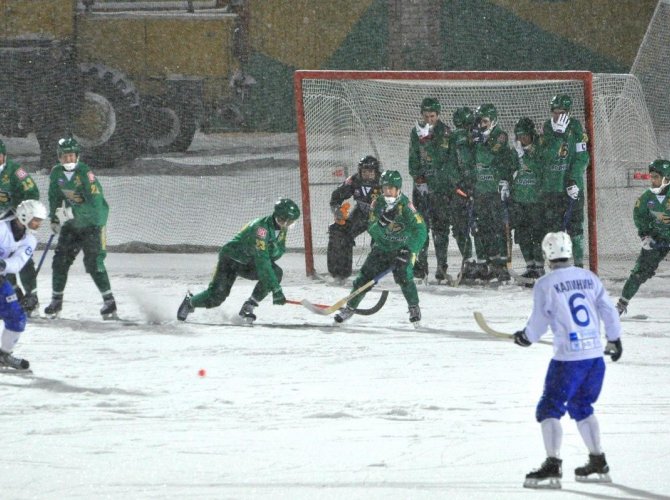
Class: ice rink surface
2,251,669,500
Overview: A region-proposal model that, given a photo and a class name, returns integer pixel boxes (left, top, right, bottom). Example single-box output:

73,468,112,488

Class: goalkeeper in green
334,170,427,327
177,198,301,324
615,159,670,315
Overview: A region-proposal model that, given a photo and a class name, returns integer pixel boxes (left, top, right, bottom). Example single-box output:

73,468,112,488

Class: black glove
395,248,411,270
513,329,532,347
0,259,5,273
379,206,398,227
604,339,623,362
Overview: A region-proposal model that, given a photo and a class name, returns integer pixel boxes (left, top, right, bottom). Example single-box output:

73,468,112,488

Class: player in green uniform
615,159,670,315
408,97,450,280
44,137,117,319
511,117,545,279
0,139,42,315
471,103,515,281
334,170,427,327
541,94,590,267
177,198,300,324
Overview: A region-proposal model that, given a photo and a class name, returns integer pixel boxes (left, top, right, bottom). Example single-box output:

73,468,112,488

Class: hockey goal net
295,70,659,279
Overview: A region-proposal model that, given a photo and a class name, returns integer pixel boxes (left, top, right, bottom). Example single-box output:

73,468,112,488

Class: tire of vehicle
72,63,144,168
143,95,198,154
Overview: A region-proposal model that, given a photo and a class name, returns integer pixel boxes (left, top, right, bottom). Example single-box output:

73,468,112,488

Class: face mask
650,177,670,194
63,162,77,171
384,195,397,206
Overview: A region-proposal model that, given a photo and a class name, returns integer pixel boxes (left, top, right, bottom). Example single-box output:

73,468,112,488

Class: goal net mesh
297,72,659,278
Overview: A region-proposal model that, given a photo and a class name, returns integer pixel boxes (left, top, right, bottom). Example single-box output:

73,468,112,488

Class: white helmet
542,231,572,261
15,200,48,232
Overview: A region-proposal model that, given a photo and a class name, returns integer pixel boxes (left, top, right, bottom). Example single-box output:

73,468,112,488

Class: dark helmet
648,159,670,178
380,170,402,189
0,138,5,155
358,155,380,174
550,94,573,112
514,117,536,138
475,103,498,122
273,198,301,222
452,107,475,128
420,97,441,114
57,137,81,157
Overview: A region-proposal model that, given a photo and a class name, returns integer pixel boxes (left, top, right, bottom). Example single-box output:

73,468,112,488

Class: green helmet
476,103,497,122
550,94,573,111
648,159,670,178
0,139,5,155
420,97,441,114
452,107,475,128
57,137,81,157
273,198,301,222
380,170,402,189
514,117,536,138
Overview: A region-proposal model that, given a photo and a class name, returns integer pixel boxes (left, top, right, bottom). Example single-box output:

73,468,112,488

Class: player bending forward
0,200,47,371
512,231,622,489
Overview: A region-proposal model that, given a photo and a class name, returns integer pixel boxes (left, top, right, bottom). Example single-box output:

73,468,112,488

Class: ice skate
494,263,511,282
177,292,194,321
238,298,258,325
44,296,63,319
435,264,448,282
100,295,118,320
575,453,611,483
615,298,628,316
0,350,30,370
334,305,355,324
20,292,39,318
409,304,421,328
523,457,562,489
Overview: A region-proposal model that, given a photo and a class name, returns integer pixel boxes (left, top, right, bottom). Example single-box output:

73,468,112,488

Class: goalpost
294,70,659,279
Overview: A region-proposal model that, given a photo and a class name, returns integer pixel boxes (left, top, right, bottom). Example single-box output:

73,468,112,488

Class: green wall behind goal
244,0,656,132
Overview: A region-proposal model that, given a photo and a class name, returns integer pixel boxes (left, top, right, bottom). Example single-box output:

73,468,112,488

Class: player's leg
0,280,29,370
618,246,669,313
18,257,39,315
431,192,450,280
412,186,431,279
45,225,81,317
327,222,354,279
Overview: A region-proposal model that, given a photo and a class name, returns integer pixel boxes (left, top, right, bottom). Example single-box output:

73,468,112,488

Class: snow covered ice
2,251,669,499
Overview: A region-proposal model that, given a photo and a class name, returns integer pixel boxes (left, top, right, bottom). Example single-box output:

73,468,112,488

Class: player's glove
395,248,411,270
551,112,570,134
513,329,532,347
641,235,656,251
272,288,286,306
604,338,623,362
0,259,5,273
513,140,525,158
415,121,432,140
55,203,74,223
378,205,398,227
566,184,580,200
50,219,61,234
333,206,346,223
415,183,429,195
498,180,510,201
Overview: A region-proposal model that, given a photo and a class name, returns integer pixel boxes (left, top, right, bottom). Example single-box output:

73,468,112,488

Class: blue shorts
536,357,605,422
0,279,26,332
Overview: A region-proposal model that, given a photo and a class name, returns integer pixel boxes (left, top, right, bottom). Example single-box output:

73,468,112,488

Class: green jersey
541,118,589,193
446,128,476,192
633,189,670,242
48,161,109,227
368,193,427,254
0,158,40,215
408,120,451,192
512,137,544,204
473,126,514,195
220,215,288,293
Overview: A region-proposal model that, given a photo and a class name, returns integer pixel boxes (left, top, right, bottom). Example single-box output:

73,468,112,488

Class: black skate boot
435,264,448,282
20,292,39,318
100,295,118,320
334,305,355,324
494,263,511,282
177,292,194,321
575,453,611,483
523,457,562,489
238,298,258,325
475,262,493,282
460,260,478,284
409,304,421,328
0,350,30,370
521,264,535,279
615,298,628,316
44,296,63,319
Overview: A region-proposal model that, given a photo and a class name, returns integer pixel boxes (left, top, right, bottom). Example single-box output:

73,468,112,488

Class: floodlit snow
3,251,669,499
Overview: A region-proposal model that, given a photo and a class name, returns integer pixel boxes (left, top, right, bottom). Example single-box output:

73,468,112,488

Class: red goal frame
294,70,597,276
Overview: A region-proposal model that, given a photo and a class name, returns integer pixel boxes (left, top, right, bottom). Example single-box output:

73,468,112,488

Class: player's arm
77,168,107,226
12,167,40,205
0,235,36,275
252,225,282,295
47,171,64,221
522,282,551,343
567,121,589,188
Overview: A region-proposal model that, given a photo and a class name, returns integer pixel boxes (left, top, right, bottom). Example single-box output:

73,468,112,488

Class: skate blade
44,312,61,320
411,321,421,329
102,312,119,321
575,473,611,483
523,478,561,489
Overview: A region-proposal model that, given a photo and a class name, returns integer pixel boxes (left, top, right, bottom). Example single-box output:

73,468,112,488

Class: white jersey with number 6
525,265,621,361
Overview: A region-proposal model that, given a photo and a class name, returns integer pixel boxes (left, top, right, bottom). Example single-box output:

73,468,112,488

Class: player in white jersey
512,231,622,489
0,200,47,371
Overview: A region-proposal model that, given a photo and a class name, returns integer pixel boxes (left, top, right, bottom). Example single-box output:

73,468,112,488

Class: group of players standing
327,94,588,286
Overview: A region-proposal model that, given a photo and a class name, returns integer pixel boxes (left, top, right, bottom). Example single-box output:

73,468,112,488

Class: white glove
641,235,655,250
498,180,510,201
50,221,60,234
566,184,580,200
415,183,429,195
55,203,74,222
551,113,570,134
415,121,432,139
513,140,525,158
